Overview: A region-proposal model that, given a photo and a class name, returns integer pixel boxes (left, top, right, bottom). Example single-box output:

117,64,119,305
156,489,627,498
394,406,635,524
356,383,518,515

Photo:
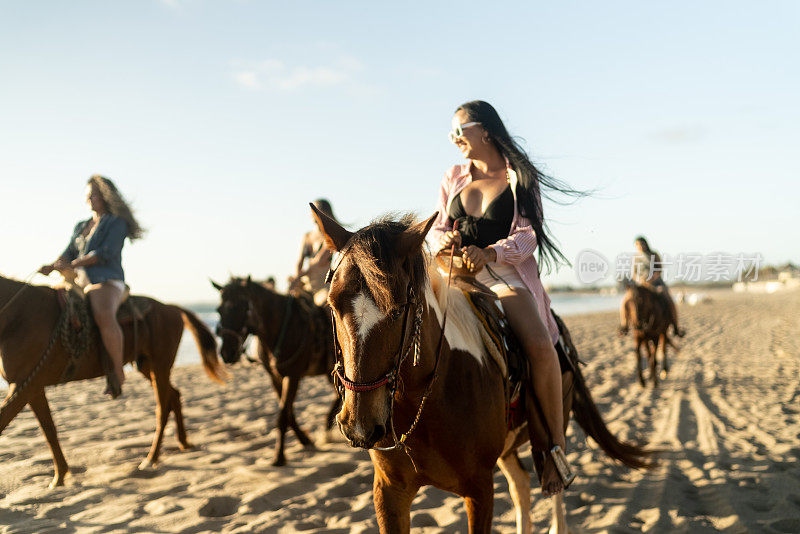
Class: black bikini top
448,185,514,249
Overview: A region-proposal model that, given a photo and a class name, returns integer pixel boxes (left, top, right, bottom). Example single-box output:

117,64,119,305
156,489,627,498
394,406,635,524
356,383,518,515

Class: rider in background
40,175,143,396
289,198,337,306
430,100,585,497
619,236,685,337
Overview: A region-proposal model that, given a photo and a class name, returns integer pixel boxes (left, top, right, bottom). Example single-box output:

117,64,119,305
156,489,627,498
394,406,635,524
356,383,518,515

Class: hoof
302,441,317,451
138,459,158,471
179,442,195,452
48,475,66,489
271,456,287,467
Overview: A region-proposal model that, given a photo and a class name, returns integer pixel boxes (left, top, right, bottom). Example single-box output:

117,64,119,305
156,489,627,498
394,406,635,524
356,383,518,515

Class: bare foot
540,454,565,497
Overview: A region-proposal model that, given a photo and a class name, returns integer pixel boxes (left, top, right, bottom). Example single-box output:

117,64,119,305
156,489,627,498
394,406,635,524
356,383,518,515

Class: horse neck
247,284,287,349
0,276,26,308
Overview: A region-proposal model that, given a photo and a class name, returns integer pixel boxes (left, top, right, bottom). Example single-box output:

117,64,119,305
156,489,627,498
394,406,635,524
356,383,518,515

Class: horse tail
570,364,654,469
177,306,228,384
552,312,655,470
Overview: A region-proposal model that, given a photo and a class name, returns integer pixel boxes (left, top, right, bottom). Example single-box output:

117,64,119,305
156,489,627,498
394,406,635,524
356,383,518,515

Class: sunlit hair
87,175,144,241
634,235,652,256
456,100,590,273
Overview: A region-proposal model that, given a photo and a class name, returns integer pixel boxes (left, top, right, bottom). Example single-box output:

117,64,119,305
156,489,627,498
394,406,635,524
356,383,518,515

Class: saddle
447,272,578,442
56,287,153,390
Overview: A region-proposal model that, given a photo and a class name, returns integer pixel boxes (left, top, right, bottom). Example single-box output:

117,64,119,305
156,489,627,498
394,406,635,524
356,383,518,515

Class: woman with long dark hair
430,100,584,497
40,175,143,397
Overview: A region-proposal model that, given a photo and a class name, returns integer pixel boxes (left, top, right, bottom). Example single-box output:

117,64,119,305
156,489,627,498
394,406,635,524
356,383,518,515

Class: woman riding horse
619,236,685,337
289,198,337,306
429,100,584,497
39,175,143,397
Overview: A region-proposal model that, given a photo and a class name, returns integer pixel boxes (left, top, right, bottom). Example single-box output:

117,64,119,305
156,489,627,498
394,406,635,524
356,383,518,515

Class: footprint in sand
198,495,241,518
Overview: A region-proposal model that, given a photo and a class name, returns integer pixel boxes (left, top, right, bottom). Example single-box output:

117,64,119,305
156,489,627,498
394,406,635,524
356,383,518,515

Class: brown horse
212,277,340,466
0,275,227,488
311,208,652,534
624,281,676,387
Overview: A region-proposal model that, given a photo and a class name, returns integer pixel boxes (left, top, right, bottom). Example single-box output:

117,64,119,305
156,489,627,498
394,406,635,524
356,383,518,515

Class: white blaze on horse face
351,292,385,342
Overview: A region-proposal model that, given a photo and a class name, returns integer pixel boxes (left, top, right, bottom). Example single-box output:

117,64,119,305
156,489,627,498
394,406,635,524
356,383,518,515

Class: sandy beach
1,288,798,533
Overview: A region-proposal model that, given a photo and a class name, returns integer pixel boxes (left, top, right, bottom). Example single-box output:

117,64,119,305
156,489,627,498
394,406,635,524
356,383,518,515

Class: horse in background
212,277,340,466
0,274,227,488
311,207,652,534
623,280,677,387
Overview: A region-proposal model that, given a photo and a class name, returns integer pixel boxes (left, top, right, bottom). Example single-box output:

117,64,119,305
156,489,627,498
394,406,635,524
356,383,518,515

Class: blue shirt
61,214,128,284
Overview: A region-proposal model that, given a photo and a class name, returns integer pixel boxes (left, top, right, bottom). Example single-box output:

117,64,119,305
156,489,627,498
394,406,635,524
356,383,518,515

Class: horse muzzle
336,410,388,449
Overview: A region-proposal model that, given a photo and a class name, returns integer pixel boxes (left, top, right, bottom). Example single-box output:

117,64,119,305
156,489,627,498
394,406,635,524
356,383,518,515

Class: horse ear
245,275,252,286
210,279,224,291
398,212,438,257
310,203,352,251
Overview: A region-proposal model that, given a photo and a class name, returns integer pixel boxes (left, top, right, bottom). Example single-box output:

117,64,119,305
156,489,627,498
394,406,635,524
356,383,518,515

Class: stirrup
549,445,576,490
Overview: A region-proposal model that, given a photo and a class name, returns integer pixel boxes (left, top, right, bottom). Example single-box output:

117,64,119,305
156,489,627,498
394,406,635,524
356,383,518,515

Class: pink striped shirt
429,162,559,344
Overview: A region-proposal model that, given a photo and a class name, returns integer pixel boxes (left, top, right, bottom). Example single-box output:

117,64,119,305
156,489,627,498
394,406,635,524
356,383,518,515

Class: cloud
231,56,365,91
649,125,706,144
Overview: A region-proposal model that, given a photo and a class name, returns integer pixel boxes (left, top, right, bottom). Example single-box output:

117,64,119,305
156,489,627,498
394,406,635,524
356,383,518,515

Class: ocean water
1,294,622,389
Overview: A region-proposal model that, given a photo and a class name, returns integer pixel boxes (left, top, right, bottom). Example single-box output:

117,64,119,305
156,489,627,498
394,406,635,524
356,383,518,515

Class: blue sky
1,1,798,302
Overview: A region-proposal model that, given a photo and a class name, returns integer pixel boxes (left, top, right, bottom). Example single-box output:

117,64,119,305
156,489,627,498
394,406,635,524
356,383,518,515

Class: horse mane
343,213,428,314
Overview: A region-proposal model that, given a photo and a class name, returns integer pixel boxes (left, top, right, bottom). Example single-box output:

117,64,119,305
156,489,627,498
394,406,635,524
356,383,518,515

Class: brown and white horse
311,207,651,534
0,275,227,488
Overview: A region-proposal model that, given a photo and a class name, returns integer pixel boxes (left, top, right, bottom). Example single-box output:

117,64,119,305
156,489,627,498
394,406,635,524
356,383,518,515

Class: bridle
327,235,456,461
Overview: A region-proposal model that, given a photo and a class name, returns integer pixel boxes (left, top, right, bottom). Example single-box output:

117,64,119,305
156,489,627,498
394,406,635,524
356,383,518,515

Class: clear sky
1,1,798,303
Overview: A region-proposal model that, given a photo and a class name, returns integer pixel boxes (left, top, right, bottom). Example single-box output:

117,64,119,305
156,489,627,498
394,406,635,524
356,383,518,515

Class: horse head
628,281,658,331
311,203,437,449
211,276,256,364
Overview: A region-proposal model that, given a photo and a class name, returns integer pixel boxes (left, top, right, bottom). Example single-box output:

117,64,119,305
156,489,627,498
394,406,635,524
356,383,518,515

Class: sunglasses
448,122,480,143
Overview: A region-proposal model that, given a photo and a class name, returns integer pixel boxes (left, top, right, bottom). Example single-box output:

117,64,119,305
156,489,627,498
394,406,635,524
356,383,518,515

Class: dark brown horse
624,281,676,387
212,277,340,466
0,275,227,488
311,208,652,534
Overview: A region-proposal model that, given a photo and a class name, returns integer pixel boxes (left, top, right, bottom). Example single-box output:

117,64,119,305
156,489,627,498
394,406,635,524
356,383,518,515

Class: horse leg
659,333,670,378
648,340,658,387
272,375,301,466
261,362,283,435
0,384,29,435
498,450,531,534
169,385,192,450
27,390,69,489
635,339,646,387
549,492,568,534
373,472,417,534
463,474,495,534
140,369,172,469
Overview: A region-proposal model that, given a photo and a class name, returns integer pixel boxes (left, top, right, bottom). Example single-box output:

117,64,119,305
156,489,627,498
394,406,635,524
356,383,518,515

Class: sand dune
1,289,799,533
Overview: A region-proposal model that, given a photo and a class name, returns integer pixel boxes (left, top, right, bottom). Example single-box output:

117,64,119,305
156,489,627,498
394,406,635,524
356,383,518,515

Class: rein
329,226,458,464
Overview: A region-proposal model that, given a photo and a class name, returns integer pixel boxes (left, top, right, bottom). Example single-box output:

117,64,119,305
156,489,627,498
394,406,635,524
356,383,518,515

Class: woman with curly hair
40,175,143,397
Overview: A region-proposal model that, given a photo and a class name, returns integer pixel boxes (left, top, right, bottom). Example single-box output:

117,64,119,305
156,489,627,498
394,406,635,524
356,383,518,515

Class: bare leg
87,284,125,387
28,390,69,488
498,288,566,497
